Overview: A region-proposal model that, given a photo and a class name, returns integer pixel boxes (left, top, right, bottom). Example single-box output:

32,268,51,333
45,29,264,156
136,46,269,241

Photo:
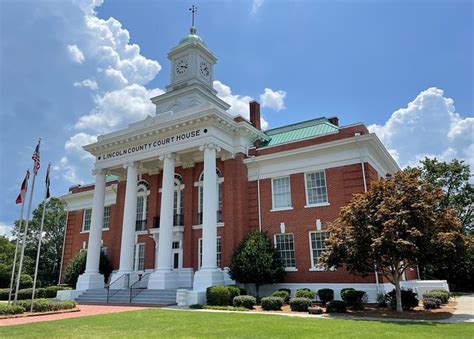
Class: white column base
192,269,225,292
76,272,104,291
147,269,178,289
109,271,141,289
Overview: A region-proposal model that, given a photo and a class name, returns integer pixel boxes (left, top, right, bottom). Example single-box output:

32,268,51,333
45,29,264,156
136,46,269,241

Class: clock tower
151,25,229,115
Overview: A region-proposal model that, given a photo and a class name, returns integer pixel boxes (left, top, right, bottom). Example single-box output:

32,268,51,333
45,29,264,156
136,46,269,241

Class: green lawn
0,308,472,338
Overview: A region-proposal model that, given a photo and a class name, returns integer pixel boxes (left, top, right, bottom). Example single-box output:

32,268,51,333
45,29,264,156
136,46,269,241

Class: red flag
16,170,30,204
32,140,41,175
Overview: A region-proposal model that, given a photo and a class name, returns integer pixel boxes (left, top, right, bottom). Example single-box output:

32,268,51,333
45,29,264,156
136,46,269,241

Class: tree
228,230,286,297
0,235,34,288
12,197,66,286
320,171,463,312
411,158,473,234
63,250,113,287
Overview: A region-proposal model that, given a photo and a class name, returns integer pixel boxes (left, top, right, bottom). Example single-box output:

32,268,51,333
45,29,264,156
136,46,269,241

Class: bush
260,297,283,311
0,304,24,315
340,288,355,300
289,297,312,312
233,295,256,309
423,290,450,304
63,250,112,288
317,288,334,304
189,304,203,309
326,300,347,313
238,287,247,296
277,288,291,296
272,290,290,303
386,289,419,311
19,274,33,289
341,290,367,309
226,286,241,305
203,305,248,311
206,286,231,306
0,288,10,300
376,293,387,308
16,288,45,300
295,289,316,299
423,297,442,310
44,286,72,299
16,299,76,312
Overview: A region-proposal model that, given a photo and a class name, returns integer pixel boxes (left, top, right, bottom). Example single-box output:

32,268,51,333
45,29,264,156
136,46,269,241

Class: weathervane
189,5,197,27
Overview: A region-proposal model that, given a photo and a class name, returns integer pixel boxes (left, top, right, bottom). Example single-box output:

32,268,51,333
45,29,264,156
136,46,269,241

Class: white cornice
61,185,117,211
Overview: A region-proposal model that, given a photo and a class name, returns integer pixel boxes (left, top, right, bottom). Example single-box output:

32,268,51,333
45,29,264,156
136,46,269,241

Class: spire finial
189,5,197,34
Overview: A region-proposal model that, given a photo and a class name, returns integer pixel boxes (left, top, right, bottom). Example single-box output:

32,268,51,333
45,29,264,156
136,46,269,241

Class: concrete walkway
440,294,474,323
0,304,147,327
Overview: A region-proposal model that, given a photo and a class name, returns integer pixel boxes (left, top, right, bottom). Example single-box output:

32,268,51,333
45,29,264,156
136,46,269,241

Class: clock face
199,61,210,78
175,58,189,76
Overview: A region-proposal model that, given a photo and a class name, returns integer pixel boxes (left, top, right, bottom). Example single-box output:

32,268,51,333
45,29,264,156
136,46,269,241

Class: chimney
249,101,261,130
328,116,339,126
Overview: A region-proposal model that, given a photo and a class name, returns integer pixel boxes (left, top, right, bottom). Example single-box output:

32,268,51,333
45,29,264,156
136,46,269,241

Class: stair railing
106,273,130,303
129,272,150,303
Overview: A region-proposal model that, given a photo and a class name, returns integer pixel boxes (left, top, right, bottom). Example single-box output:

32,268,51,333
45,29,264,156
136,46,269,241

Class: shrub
16,299,76,312
189,304,203,309
226,286,241,305
277,288,291,296
326,300,347,313
423,290,450,304
260,297,283,311
317,288,334,304
63,250,112,288
16,288,45,300
423,297,442,310
340,288,355,300
289,297,312,312
386,289,419,311
308,306,323,315
19,274,33,289
238,287,247,296
203,305,248,311
233,295,256,309
0,304,24,315
272,290,290,303
0,288,10,300
376,293,387,308
295,289,316,299
44,286,72,299
206,286,231,306
341,290,367,309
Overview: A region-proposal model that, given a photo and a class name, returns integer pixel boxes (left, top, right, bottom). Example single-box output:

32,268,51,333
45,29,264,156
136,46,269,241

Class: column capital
123,161,139,170
199,143,221,153
92,168,107,176
159,153,179,162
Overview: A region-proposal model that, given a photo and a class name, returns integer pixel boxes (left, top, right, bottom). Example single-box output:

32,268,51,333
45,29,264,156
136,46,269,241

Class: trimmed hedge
233,295,256,309
423,290,450,304
277,288,291,296
0,288,46,301
341,290,367,309
0,304,24,315
44,286,72,299
0,288,10,300
226,286,241,305
289,297,312,312
19,274,33,289
189,304,204,309
326,300,347,313
272,290,290,304
295,289,316,299
203,305,248,311
260,297,283,311
386,289,419,311
340,288,355,300
423,297,442,310
206,286,231,306
16,299,76,313
317,288,334,304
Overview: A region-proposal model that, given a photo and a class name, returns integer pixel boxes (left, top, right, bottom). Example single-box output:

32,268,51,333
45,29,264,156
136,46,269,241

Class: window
136,181,149,231
305,171,328,205
197,169,223,224
134,243,145,271
309,231,328,270
103,206,111,229
82,208,92,232
275,234,296,269
198,237,222,268
174,175,184,226
272,177,292,209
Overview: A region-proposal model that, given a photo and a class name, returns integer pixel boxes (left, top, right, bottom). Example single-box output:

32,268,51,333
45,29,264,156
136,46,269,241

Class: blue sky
0,0,472,235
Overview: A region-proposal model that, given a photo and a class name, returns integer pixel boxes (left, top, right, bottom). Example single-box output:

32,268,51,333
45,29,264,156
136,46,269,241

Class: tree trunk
394,276,403,312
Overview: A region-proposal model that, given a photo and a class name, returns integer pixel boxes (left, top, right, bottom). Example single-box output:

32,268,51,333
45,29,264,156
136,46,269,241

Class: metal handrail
129,272,150,303
106,273,130,303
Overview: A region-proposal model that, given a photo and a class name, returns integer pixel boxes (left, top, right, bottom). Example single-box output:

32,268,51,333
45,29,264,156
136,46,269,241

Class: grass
0,308,472,338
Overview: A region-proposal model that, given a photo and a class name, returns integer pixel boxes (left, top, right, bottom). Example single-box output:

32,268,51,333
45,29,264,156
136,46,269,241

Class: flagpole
7,171,29,305
14,138,41,302
30,163,50,312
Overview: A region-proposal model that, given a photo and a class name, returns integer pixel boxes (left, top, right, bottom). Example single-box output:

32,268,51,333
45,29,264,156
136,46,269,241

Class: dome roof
179,27,207,47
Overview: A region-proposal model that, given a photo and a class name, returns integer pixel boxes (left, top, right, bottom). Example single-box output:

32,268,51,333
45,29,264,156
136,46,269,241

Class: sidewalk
0,304,147,327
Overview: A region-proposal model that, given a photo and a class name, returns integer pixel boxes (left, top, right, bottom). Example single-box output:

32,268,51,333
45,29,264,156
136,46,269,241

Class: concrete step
76,288,178,305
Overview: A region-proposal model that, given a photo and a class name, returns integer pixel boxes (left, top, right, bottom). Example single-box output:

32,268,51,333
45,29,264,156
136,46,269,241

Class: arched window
173,174,184,226
197,169,223,224
136,180,149,231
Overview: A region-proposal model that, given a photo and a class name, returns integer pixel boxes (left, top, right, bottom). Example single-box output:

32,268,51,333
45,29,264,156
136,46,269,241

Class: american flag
32,139,41,175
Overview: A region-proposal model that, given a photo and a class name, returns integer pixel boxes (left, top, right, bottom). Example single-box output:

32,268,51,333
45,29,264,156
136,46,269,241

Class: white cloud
67,44,85,64
74,79,98,90
251,0,264,15
368,87,473,169
65,132,97,155
213,80,269,130
260,88,286,111
0,222,12,238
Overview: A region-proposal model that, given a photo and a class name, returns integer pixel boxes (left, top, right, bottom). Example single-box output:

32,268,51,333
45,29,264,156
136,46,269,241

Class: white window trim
274,233,297,270
308,231,332,271
304,170,329,207
271,176,292,210
134,242,145,272
81,208,92,233
198,236,222,268
81,206,111,234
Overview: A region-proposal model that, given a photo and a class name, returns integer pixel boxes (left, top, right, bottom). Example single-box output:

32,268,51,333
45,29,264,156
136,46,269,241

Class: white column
192,143,225,292
76,169,106,290
148,154,179,289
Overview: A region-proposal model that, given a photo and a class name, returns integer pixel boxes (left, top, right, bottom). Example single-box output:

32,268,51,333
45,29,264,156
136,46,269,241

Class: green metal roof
260,118,339,148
